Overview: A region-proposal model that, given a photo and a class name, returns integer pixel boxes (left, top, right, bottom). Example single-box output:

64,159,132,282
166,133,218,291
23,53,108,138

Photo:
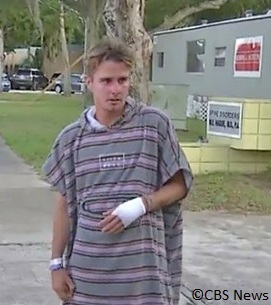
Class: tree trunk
59,0,71,96
103,0,153,104
0,29,4,94
83,0,105,108
82,14,93,108
25,0,44,47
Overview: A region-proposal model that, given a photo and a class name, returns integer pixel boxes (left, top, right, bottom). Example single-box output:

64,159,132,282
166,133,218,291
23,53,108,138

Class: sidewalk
0,137,58,305
182,212,271,304
0,137,270,305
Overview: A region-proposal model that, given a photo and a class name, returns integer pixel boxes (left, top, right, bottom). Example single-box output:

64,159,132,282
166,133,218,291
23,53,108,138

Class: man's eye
119,78,128,83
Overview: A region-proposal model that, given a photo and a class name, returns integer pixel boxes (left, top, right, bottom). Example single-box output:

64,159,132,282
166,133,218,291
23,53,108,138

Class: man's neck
94,109,125,128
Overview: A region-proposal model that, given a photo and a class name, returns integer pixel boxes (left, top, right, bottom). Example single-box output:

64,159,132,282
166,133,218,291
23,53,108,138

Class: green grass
0,93,204,171
185,172,271,214
0,93,83,171
0,93,270,214
177,118,206,142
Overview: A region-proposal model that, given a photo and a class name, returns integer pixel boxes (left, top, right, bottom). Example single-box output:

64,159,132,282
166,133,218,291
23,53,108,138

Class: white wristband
49,257,63,270
112,197,146,228
50,257,63,266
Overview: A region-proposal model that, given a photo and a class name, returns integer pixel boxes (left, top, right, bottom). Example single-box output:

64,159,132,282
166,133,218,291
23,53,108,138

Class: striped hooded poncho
43,97,193,305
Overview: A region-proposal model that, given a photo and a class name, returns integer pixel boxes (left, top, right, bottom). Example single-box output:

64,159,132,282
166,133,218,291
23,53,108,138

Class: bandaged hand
99,197,146,233
112,197,146,228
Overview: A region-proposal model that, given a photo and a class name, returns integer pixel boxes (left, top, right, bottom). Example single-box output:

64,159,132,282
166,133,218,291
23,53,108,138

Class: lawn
0,92,202,171
176,118,206,143
0,93,270,214
0,93,83,170
185,171,271,214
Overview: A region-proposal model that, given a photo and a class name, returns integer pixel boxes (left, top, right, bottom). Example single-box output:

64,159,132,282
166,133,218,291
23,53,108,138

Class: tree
190,0,271,24
63,0,105,50
63,0,105,106
149,0,231,32
103,0,153,104
0,0,30,92
25,0,44,47
59,0,72,95
0,5,38,51
26,0,82,61
0,29,3,93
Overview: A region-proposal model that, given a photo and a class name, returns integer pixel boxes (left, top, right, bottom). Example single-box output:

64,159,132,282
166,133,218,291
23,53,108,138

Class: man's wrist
141,195,155,212
112,197,146,228
49,257,64,271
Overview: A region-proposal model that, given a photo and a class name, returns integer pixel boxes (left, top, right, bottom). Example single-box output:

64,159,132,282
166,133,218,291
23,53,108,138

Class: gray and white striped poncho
43,97,193,305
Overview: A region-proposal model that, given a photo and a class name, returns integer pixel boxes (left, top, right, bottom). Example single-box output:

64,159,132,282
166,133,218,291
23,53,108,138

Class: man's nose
110,81,122,93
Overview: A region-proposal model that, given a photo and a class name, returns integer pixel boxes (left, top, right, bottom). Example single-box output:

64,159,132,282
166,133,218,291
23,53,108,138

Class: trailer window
157,52,164,68
214,47,226,67
186,39,205,73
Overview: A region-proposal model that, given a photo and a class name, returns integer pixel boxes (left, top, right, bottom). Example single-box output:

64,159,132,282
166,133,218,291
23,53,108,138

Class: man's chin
107,101,124,110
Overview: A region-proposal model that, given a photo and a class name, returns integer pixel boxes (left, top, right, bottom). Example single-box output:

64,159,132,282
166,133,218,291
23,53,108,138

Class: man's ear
86,76,93,91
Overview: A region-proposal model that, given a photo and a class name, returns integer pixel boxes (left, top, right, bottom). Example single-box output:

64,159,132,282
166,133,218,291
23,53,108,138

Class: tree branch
25,0,34,15
63,0,88,17
25,0,44,46
153,0,231,32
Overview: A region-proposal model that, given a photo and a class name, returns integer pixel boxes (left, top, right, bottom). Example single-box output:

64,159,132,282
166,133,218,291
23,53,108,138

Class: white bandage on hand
111,197,146,228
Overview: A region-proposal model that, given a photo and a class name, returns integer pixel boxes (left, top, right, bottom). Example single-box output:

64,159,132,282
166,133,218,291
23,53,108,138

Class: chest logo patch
99,153,125,171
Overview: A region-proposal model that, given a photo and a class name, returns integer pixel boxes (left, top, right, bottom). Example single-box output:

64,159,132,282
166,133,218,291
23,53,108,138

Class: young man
43,38,193,305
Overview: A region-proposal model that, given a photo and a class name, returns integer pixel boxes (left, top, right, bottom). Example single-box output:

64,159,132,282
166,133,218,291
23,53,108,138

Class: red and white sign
234,36,263,77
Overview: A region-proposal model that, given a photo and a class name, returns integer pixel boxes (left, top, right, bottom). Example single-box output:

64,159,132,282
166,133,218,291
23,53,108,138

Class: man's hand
51,268,75,301
99,197,146,233
99,210,125,233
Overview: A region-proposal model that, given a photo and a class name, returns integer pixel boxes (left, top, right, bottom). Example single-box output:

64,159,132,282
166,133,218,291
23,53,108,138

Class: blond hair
86,38,134,76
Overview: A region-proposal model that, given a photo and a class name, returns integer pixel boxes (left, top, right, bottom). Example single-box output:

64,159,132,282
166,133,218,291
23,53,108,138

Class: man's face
86,60,130,113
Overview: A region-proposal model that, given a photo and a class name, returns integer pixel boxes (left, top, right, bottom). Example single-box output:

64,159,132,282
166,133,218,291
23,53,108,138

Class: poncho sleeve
157,113,193,190
157,113,193,305
42,131,67,197
42,128,78,263
42,128,77,219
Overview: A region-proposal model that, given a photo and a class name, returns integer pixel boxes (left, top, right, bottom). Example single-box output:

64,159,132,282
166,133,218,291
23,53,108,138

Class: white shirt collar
86,106,105,130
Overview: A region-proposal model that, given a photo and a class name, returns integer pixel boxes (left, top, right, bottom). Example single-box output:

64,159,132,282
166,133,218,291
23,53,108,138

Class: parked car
53,73,85,94
10,68,49,90
1,73,11,92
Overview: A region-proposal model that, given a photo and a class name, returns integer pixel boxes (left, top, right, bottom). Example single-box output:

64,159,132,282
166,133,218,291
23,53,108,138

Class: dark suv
10,68,49,90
